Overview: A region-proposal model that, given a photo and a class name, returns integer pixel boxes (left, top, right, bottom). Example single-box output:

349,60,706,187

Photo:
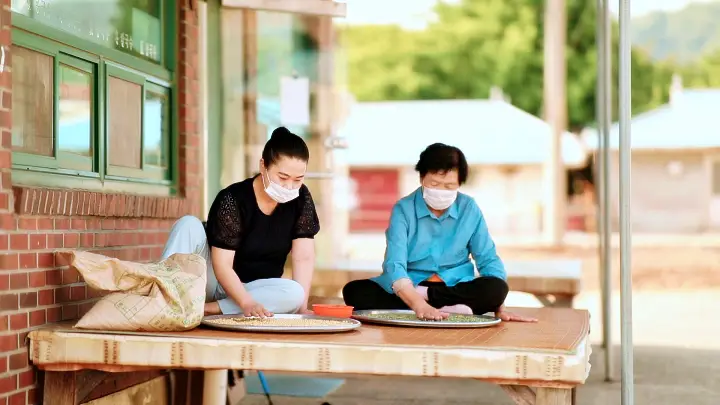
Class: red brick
0,253,18,270
37,218,53,230
0,192,8,210
28,271,45,288
19,253,37,269
0,374,17,393
55,287,70,304
0,214,15,230
9,313,27,331
62,304,79,321
0,334,18,351
8,352,27,371
47,234,63,249
63,232,80,248
8,273,27,290
18,369,34,388
0,131,10,150
61,268,79,285
0,275,8,291
70,286,86,300
0,294,18,311
37,252,54,269
28,388,37,405
29,310,45,327
0,316,6,332
10,234,28,250
54,218,70,230
19,292,37,308
0,356,6,373
29,234,46,249
37,289,53,306
45,269,61,285
70,218,86,230
17,217,37,231
46,307,61,323
80,233,94,248
8,391,25,405
0,234,7,250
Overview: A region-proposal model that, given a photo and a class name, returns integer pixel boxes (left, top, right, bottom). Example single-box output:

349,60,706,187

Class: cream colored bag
63,251,207,332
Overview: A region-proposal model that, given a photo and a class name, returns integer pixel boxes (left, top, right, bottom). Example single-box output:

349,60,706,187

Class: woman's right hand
240,299,273,318
412,302,449,321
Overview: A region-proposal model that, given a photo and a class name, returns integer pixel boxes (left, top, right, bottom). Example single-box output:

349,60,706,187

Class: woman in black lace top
161,127,320,317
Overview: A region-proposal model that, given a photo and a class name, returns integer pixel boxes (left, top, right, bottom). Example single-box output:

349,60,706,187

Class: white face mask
262,170,300,203
422,187,458,210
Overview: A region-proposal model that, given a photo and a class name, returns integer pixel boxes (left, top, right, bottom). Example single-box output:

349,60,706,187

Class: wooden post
242,9,261,176
542,0,568,247
220,7,249,186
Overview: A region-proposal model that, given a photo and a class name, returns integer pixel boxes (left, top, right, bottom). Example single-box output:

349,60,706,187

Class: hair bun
271,127,292,139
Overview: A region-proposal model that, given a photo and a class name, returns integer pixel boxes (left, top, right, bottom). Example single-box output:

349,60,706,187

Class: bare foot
439,304,472,315
415,286,429,300
204,302,221,316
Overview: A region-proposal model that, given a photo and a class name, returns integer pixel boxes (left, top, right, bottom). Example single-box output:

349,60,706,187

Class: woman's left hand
298,307,314,315
495,305,538,322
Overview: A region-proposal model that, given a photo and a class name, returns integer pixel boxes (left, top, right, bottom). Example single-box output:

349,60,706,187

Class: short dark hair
261,127,310,167
414,143,469,184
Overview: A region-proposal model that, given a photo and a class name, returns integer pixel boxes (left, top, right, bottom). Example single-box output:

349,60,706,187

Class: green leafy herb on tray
365,313,489,323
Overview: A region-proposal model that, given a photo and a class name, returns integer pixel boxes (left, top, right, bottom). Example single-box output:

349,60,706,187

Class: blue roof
337,99,587,167
583,89,720,150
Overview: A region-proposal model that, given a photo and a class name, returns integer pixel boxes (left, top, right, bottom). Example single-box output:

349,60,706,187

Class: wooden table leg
43,371,77,405
500,385,535,405
537,387,573,405
43,370,108,405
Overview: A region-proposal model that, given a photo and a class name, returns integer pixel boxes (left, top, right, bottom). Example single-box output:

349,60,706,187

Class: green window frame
10,1,177,195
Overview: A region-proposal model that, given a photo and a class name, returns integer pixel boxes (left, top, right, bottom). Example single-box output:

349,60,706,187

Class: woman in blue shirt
343,143,536,322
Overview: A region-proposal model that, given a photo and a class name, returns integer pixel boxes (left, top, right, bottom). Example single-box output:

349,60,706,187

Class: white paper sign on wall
280,76,310,127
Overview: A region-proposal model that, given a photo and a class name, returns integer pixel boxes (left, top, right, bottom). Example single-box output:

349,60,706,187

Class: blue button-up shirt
372,188,507,294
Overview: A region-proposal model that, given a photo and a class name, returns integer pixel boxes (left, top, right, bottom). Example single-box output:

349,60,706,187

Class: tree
339,0,674,128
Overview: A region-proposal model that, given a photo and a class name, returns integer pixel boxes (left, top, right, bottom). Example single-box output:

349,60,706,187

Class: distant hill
631,1,720,62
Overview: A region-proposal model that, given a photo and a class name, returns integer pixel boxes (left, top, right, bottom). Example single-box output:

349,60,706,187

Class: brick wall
0,1,201,404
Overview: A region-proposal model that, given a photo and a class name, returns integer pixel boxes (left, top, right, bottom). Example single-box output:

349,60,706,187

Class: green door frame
205,0,224,210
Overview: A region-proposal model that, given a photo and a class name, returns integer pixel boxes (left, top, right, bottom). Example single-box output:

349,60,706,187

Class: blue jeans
161,215,305,315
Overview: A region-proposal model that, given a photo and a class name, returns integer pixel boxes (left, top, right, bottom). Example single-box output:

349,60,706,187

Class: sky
339,0,718,29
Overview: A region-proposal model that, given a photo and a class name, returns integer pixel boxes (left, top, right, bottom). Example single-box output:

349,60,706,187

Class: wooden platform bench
304,259,583,308
28,307,590,405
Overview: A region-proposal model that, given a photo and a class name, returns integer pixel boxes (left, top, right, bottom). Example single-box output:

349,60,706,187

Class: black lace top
204,176,320,283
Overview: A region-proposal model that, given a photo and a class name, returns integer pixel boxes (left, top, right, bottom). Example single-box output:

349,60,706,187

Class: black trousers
342,277,509,315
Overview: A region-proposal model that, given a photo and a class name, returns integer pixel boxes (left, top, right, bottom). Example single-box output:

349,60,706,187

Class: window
10,0,175,192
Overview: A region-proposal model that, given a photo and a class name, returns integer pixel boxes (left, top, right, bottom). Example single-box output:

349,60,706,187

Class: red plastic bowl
312,304,354,318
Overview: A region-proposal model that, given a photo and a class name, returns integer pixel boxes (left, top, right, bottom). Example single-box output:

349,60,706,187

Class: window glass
108,76,142,168
11,45,54,156
58,64,92,158
143,89,169,169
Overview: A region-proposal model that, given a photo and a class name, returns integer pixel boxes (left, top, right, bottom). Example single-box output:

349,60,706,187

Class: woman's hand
412,302,449,321
298,307,314,315
240,299,273,318
495,305,538,322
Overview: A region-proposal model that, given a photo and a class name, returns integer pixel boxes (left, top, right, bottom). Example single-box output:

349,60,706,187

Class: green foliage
338,0,682,129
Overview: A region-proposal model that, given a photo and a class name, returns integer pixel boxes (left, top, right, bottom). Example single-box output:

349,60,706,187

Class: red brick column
0,1,202,403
